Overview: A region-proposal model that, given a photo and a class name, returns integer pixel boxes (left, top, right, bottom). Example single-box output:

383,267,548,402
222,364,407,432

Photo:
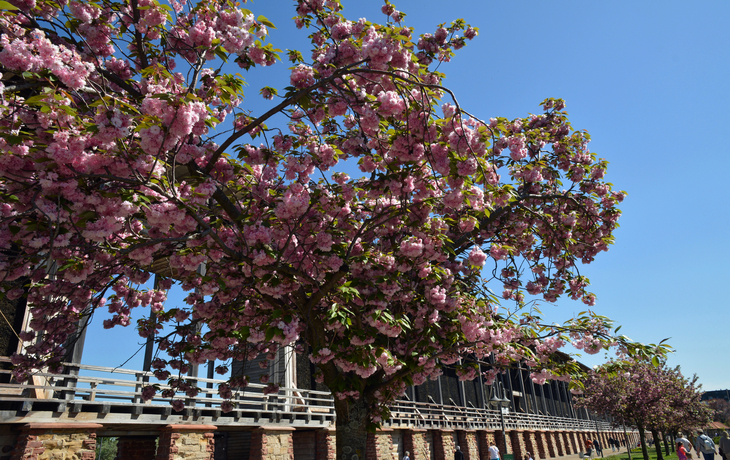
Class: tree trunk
638,424,650,460
651,429,664,460
334,396,370,460
664,432,670,456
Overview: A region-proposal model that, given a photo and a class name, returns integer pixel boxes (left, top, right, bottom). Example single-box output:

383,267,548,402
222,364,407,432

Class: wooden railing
0,359,619,432
385,399,617,432
0,359,335,427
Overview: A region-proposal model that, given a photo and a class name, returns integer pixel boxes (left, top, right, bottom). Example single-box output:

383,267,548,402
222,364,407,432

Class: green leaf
0,0,19,10
257,15,276,29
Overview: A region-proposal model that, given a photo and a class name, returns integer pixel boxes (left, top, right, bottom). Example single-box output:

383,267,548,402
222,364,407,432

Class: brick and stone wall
410,430,431,460
250,427,294,460
315,429,336,460
366,429,393,460
156,424,216,460
456,431,479,460
10,423,101,460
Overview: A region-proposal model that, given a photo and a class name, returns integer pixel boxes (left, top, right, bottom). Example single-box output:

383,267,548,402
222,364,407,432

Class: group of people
676,431,730,460
583,438,604,458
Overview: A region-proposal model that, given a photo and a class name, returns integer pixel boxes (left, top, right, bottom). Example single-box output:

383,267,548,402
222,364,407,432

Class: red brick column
115,436,157,460
561,432,573,455
533,431,548,459
411,430,431,460
366,428,393,460
11,423,102,460
156,424,216,460
433,430,450,460
495,430,509,458
315,429,336,460
524,431,539,460
511,431,527,460
456,431,479,460
478,431,490,460
541,432,554,459
550,432,563,457
250,427,295,460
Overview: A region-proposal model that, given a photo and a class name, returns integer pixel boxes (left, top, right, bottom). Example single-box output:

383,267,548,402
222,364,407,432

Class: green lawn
600,447,679,460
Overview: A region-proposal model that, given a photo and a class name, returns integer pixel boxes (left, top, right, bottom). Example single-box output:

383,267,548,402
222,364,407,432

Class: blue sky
82,0,730,391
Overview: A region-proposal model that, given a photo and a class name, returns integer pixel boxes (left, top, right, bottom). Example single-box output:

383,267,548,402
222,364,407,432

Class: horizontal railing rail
0,358,623,432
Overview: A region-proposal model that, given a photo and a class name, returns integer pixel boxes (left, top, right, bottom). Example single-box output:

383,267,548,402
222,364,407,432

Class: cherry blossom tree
708,398,730,425
578,359,711,460
0,0,659,456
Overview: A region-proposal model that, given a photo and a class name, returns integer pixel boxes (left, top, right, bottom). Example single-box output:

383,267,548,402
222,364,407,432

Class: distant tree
707,399,730,425
95,437,118,460
578,359,711,460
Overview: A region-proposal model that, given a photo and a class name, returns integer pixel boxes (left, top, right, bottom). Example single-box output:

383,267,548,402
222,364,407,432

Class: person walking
489,441,501,460
718,431,730,460
584,438,594,459
679,442,690,460
403,451,411,460
695,430,718,460
594,439,603,457
678,433,693,458
455,445,465,460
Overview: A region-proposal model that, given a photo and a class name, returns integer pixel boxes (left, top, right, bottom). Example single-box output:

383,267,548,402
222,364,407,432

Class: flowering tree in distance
0,0,661,456
578,359,711,460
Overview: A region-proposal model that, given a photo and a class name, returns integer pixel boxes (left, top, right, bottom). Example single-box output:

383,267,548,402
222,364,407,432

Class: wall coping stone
253,426,296,432
23,423,103,430
159,425,217,431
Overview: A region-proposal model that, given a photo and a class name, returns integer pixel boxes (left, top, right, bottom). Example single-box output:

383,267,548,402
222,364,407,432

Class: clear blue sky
83,0,730,391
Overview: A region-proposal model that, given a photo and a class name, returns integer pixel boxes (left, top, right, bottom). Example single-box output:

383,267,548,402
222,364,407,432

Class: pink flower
171,399,185,412
467,247,487,267
290,64,315,89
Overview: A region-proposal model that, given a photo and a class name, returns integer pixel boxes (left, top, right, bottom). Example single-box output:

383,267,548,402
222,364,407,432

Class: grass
598,447,679,460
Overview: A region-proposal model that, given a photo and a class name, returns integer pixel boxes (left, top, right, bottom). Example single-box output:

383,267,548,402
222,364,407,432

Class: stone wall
250,428,294,460
366,429,394,460
156,424,215,460
456,431,479,460
315,430,336,460
409,430,431,460
10,423,101,460
4,422,640,460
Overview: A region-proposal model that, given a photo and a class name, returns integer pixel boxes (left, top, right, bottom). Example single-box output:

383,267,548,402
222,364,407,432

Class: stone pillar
456,431,478,460
366,428,393,460
509,431,525,460
11,423,102,460
560,432,571,455
315,429,336,460
116,436,157,460
542,431,559,458
533,431,548,460
411,430,431,460
433,430,456,460
478,431,494,460
549,432,559,456
250,427,295,460
156,424,216,460
523,431,538,460
569,431,579,454
494,430,508,459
